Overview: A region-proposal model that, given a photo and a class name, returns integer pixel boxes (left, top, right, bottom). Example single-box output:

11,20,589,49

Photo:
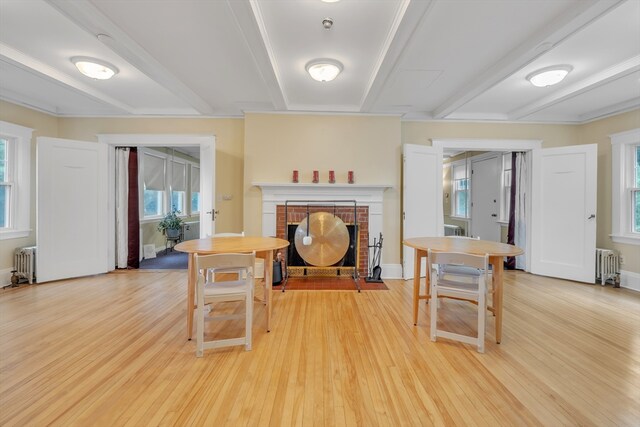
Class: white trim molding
381,263,403,280
0,121,33,240
253,183,392,248
610,128,640,245
0,267,13,287
620,270,640,292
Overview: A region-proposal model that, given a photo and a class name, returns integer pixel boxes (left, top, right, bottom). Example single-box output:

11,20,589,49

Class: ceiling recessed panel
0,59,126,115
372,69,442,112
90,0,274,115
522,71,640,122
374,0,580,114
254,0,407,110
455,0,640,120
0,0,199,115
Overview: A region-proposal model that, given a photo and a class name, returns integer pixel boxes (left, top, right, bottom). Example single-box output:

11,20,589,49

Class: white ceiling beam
44,0,215,115
579,97,640,123
0,44,134,114
509,55,640,120
0,86,59,116
359,0,434,112
431,0,626,119
227,0,287,110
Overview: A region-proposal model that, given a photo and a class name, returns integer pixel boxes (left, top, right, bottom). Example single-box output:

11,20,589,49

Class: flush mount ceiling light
70,56,118,80
306,59,343,82
526,65,572,87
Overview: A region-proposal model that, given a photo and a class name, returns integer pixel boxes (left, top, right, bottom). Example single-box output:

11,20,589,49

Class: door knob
588,214,596,219
491,214,497,217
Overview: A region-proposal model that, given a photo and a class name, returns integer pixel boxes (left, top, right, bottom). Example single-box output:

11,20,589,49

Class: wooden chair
428,249,490,353
194,253,255,357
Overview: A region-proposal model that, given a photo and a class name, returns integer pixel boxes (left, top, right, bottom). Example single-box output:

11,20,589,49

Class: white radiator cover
595,248,620,286
183,221,200,241
15,246,36,284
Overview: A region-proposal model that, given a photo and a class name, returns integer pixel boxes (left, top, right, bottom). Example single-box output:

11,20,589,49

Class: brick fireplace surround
276,205,369,276
254,183,391,277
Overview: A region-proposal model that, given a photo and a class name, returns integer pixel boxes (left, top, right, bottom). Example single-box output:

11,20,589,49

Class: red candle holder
348,170,354,184
292,170,299,183
312,170,319,183
329,170,335,183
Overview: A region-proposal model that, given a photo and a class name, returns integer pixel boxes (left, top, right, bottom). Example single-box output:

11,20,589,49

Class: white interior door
471,155,501,241
37,137,108,283
402,144,443,279
199,139,216,237
530,144,597,283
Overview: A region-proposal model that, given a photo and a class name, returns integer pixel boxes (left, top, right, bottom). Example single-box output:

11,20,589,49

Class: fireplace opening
286,223,359,273
276,202,369,278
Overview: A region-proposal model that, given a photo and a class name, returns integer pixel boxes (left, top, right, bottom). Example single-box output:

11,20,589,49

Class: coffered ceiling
1,0,639,123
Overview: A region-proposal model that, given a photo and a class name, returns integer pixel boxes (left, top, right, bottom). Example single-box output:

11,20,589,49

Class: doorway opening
434,138,542,273
98,134,216,271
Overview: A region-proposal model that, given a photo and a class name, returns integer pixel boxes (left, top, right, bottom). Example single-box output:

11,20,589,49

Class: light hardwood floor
1,270,639,426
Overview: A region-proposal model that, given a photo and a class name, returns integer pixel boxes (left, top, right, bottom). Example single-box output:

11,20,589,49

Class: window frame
0,121,33,239
449,159,471,219
499,152,512,223
190,165,200,214
138,147,199,223
610,128,640,245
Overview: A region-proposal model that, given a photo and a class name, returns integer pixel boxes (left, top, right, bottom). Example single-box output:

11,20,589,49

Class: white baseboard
380,263,403,280
620,270,640,292
0,268,13,287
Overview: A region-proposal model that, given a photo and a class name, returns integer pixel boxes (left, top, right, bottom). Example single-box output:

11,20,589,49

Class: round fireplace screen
294,211,350,266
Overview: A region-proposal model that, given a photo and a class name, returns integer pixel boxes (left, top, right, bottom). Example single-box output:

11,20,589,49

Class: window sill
610,234,640,246
449,216,470,220
0,229,31,240
140,217,163,224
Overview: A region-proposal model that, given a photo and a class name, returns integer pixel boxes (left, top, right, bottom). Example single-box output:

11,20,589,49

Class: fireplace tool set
365,233,384,283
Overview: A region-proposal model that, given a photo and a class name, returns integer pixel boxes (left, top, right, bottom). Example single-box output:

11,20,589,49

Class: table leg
490,256,504,344
263,250,274,332
413,249,424,326
187,253,196,340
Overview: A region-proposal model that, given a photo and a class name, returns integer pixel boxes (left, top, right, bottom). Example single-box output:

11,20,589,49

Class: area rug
273,277,388,291
139,250,187,270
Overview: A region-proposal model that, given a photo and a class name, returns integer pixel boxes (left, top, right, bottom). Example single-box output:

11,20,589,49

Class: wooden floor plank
1,269,639,426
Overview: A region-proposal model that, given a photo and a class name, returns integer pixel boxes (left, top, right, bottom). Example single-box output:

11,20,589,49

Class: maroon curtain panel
127,148,140,268
506,152,517,270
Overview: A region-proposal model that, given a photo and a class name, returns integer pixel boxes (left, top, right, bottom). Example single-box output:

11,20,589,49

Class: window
139,148,199,220
191,165,200,213
142,152,166,218
170,159,186,213
0,138,10,228
452,162,470,218
500,152,512,222
610,128,640,245
0,121,33,239
633,145,639,233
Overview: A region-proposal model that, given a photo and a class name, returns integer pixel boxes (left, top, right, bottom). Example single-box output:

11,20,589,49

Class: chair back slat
195,253,255,272
429,251,488,270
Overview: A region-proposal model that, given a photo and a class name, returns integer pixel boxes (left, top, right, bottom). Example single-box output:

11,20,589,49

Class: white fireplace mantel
253,182,392,245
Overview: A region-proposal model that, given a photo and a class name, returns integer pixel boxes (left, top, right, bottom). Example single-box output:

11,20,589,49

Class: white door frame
97,134,216,270
432,139,542,272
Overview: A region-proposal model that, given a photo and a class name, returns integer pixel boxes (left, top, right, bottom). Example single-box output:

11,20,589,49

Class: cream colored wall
2,98,637,277
0,101,59,271
577,109,640,274
402,120,581,147
57,116,245,234
403,111,640,273
243,113,402,264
